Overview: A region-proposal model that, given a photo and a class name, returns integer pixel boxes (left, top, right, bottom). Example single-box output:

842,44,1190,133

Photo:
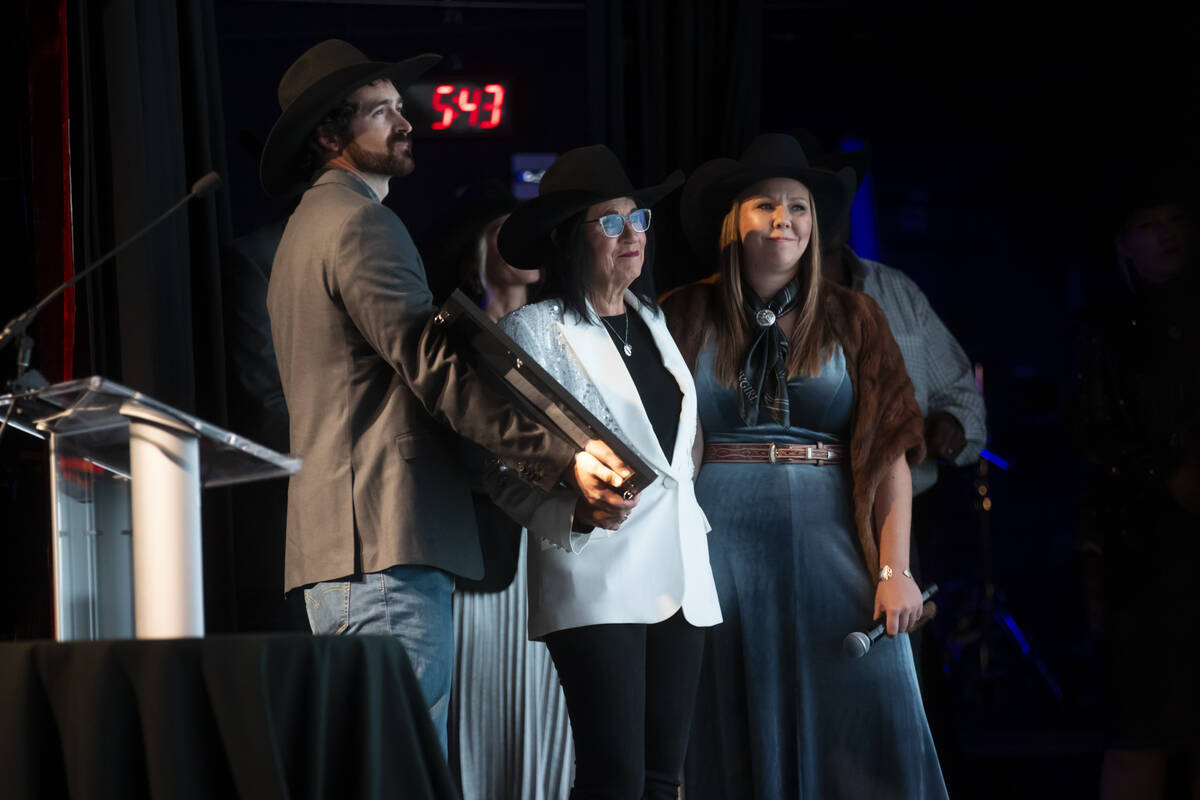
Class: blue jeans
303,564,454,755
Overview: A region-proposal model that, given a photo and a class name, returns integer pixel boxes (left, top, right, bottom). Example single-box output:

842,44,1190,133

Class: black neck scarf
736,277,803,426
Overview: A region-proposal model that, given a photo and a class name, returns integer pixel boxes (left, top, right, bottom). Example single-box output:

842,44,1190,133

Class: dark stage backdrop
56,0,238,632
2,3,65,640
214,1,592,244
7,0,772,635
751,5,1200,795
586,0,765,291
71,0,231,414
214,0,763,288
7,3,1200,795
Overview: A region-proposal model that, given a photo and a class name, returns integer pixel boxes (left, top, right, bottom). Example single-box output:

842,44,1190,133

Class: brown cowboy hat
259,39,440,197
680,133,857,260
497,145,683,269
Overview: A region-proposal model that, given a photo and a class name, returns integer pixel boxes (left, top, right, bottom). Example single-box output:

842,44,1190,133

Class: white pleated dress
451,533,574,800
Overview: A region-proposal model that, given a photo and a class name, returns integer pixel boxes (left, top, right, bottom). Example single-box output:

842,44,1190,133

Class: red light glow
429,83,506,131
432,84,457,130
481,84,505,129
457,88,480,125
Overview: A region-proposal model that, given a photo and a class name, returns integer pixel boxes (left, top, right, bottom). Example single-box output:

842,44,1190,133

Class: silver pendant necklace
601,313,633,357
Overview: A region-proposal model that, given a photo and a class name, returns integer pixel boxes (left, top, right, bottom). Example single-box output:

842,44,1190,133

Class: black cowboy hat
497,145,683,269
423,178,521,299
429,178,520,263
259,39,440,197
786,128,872,243
680,133,857,260
787,128,872,190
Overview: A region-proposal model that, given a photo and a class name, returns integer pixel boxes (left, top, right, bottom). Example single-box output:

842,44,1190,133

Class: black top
600,310,682,460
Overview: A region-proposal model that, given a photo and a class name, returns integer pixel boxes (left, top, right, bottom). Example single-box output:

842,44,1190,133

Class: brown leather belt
703,442,845,465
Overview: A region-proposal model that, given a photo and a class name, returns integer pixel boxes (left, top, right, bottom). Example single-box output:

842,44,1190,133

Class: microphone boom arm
0,171,222,353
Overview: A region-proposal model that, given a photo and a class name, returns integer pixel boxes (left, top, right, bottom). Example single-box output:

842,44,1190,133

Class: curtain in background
70,0,238,631
588,0,763,290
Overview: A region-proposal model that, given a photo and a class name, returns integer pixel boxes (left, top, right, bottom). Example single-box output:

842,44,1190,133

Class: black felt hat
259,39,440,197
787,128,872,190
423,178,520,285
786,128,872,243
497,145,683,269
680,133,857,259
437,179,520,257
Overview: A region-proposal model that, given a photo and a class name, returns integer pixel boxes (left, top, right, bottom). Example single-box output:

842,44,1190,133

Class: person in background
423,179,572,799
789,129,987,695
222,216,309,633
796,131,986,494
426,178,540,319
1075,162,1200,800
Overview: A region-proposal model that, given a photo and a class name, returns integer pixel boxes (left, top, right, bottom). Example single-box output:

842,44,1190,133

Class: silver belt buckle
768,442,777,464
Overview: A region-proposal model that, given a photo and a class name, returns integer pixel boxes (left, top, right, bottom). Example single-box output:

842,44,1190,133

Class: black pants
545,609,706,800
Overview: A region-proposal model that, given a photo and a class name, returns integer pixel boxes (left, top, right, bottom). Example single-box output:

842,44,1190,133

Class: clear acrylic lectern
0,376,300,640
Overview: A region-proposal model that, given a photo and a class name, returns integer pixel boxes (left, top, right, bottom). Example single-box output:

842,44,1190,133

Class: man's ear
314,127,342,155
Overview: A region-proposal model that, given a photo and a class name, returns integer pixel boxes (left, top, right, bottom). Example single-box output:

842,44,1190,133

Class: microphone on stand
0,171,224,363
843,582,939,658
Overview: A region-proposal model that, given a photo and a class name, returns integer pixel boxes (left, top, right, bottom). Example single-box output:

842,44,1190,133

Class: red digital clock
407,81,511,135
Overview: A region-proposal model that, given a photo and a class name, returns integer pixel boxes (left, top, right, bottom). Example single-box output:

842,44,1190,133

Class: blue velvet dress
684,343,948,799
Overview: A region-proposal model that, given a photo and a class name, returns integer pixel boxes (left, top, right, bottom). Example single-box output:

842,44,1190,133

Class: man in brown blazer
260,40,634,751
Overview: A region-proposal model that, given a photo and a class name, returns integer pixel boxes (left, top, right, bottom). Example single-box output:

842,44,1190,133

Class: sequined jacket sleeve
482,300,629,553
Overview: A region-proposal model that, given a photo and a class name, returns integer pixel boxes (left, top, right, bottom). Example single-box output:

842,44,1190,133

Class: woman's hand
872,455,918,636
574,495,636,530
873,575,924,637
565,439,638,530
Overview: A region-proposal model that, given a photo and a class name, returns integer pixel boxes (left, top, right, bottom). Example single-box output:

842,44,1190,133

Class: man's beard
345,135,414,177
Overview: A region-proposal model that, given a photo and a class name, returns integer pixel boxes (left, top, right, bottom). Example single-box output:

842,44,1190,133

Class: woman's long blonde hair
709,187,833,386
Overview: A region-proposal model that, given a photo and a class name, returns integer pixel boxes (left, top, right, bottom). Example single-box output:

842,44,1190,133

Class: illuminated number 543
431,83,505,130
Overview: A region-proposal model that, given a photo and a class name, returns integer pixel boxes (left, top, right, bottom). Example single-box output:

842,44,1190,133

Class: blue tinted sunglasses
585,207,652,237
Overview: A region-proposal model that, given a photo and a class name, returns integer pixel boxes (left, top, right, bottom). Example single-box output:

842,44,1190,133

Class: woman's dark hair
537,209,660,322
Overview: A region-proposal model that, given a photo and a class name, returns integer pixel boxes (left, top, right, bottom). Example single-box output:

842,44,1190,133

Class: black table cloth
0,634,458,799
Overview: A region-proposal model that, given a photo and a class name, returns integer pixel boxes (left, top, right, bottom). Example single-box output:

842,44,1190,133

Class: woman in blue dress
662,134,949,799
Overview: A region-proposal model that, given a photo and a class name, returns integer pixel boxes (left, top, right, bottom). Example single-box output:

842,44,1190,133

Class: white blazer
484,292,723,639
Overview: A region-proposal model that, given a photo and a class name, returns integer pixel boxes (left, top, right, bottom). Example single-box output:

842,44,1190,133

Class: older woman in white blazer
485,145,721,800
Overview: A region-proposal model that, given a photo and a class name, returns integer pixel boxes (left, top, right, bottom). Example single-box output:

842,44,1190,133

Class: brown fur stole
661,278,926,582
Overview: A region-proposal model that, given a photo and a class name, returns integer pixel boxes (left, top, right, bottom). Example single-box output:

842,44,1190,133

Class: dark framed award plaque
433,290,658,498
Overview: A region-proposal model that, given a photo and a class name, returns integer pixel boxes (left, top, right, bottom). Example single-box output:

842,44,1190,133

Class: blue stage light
837,136,880,261
980,449,1011,471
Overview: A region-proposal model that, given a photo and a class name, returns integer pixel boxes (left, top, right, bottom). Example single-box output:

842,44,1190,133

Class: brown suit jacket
267,168,575,592
661,277,926,581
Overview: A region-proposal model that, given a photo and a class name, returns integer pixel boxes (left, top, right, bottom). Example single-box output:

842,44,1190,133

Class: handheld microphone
843,582,939,658
0,171,224,353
